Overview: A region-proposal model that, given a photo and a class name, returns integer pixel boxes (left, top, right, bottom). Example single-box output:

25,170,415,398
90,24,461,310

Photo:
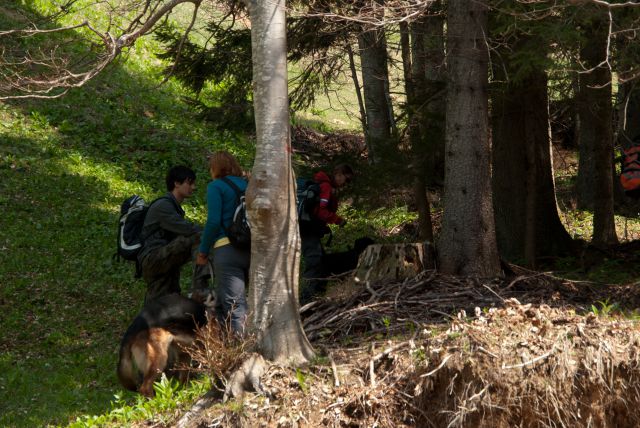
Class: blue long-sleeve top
199,175,248,255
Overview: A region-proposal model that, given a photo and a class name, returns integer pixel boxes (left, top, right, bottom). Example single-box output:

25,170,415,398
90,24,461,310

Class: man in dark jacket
138,166,202,303
299,164,353,305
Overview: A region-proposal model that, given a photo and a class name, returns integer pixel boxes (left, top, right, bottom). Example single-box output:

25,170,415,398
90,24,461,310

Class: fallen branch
501,346,557,370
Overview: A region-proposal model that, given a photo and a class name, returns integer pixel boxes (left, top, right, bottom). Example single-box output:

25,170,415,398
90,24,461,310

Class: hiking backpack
620,137,640,198
296,178,321,223
220,177,251,250
116,195,168,261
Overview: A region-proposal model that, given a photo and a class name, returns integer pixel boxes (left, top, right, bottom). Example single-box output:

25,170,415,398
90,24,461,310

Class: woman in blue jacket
196,151,249,335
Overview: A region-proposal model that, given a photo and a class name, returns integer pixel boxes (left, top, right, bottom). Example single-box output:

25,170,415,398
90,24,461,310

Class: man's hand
195,252,209,266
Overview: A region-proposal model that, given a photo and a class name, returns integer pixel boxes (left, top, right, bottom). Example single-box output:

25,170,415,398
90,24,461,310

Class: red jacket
312,171,343,225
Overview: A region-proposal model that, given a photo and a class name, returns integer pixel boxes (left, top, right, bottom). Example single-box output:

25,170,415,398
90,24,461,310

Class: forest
2,0,640,427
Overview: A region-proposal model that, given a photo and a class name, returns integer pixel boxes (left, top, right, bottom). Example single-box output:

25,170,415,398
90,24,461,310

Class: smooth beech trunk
244,0,314,364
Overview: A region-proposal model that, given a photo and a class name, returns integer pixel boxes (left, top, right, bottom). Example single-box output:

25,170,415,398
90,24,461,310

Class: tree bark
244,0,314,365
412,8,446,187
357,0,393,164
618,82,640,145
347,42,368,141
400,7,445,243
400,21,434,242
576,11,618,245
615,81,640,208
438,0,501,277
492,70,575,263
354,243,435,284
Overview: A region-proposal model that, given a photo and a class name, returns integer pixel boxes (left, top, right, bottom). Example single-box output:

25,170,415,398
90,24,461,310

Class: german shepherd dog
117,294,208,397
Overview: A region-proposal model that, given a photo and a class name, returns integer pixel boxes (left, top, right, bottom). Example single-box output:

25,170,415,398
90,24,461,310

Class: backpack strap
153,195,180,213
220,176,243,198
139,195,179,241
219,177,244,231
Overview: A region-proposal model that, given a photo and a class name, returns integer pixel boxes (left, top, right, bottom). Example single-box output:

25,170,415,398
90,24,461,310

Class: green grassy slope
0,3,253,426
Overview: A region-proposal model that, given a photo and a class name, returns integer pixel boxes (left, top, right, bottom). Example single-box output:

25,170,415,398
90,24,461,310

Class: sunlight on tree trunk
243,0,314,365
357,1,393,164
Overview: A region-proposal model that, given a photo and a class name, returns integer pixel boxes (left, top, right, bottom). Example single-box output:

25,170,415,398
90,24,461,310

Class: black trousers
300,231,327,305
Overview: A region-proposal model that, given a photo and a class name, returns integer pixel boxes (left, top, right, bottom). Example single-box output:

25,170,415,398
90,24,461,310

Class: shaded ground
150,266,640,428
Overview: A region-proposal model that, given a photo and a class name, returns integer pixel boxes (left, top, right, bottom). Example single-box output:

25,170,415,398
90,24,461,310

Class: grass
0,2,254,426
0,2,398,426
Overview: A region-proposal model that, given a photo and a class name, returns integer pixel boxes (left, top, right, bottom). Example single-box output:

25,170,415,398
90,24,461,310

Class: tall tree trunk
619,82,640,145
357,1,393,164
576,11,618,245
399,2,444,242
244,0,314,364
347,42,368,144
438,0,501,277
492,70,575,263
413,7,446,187
615,82,640,207
400,21,434,242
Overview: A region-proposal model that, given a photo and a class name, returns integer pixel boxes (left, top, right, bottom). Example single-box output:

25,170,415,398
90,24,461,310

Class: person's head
332,164,354,188
208,151,243,179
166,165,196,202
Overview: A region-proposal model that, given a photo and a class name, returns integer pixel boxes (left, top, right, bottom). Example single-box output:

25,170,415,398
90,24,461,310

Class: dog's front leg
139,328,173,397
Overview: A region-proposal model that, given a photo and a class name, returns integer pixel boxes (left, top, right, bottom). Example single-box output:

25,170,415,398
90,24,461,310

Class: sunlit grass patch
559,208,640,242
69,376,211,428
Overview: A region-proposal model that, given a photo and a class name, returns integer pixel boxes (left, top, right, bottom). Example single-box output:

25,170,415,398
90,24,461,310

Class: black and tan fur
117,294,208,397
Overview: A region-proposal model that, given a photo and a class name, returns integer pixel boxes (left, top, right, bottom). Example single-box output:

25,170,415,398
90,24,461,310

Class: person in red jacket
300,164,353,305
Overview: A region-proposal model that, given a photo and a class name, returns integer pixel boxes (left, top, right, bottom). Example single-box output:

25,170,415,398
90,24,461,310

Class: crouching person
300,164,354,305
138,165,202,303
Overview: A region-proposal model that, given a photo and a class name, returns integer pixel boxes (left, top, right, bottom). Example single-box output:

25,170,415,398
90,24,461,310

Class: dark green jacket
138,193,200,260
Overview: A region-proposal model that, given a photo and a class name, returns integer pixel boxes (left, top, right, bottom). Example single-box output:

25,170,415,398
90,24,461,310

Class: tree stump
354,242,436,284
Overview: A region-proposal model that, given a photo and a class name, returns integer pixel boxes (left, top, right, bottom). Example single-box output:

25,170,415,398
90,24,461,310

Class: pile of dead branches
411,300,640,427
177,270,640,428
302,266,639,343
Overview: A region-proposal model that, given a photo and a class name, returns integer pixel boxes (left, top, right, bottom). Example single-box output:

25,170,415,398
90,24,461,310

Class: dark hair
334,164,354,182
166,165,196,191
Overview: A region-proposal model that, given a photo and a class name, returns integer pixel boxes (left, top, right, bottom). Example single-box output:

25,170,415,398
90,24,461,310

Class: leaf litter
171,264,640,428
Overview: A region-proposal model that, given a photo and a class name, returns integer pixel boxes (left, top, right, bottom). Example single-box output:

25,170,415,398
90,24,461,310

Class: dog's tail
117,336,139,392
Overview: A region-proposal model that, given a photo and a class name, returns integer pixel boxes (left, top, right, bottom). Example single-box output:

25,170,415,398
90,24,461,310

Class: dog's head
189,289,216,311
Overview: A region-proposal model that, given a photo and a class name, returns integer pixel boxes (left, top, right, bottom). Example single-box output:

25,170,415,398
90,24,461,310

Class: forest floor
158,267,640,428
134,129,640,428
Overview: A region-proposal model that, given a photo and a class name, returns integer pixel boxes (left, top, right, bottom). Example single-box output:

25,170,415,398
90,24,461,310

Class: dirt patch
413,300,640,427
291,125,367,170
170,269,640,428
